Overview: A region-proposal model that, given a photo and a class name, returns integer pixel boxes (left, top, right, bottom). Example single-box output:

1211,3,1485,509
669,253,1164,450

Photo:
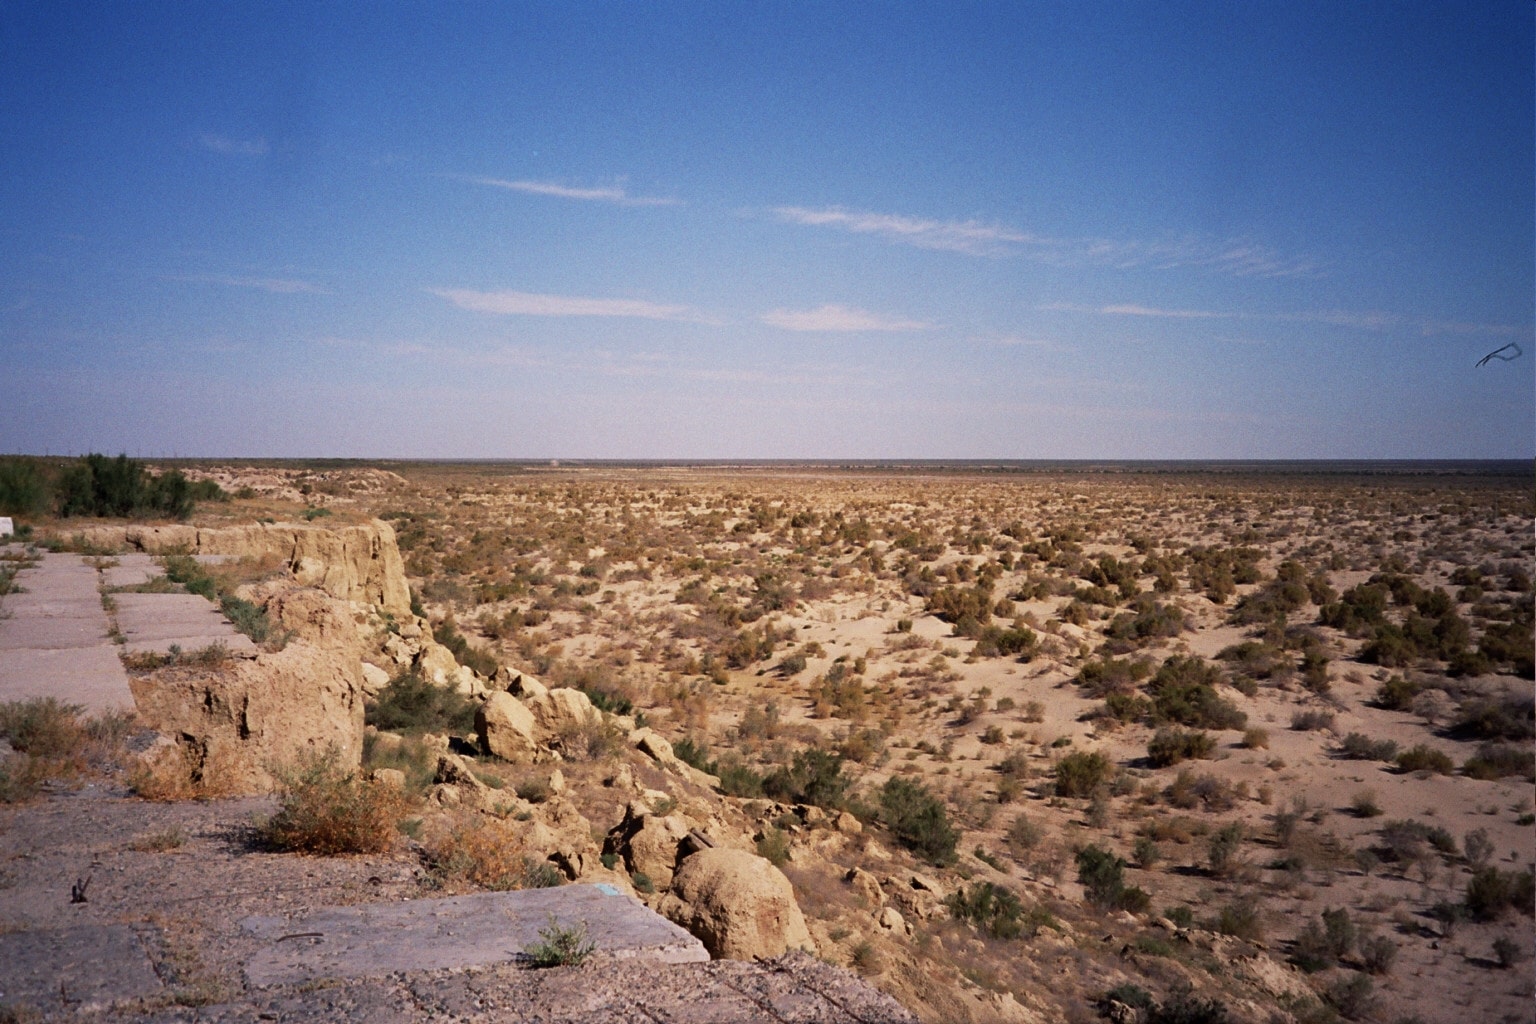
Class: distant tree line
0,453,224,520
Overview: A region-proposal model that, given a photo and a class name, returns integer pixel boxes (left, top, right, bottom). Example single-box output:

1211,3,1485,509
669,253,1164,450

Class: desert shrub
1461,742,1535,781
1464,866,1535,921
161,554,216,599
1076,655,1152,698
1148,656,1245,730
671,736,712,772
219,595,275,646
1055,750,1114,797
1103,692,1152,722
878,776,958,866
553,711,623,761
0,697,87,759
1450,695,1535,742
1007,813,1044,851
973,623,1038,659
1324,973,1374,1020
1147,727,1215,768
1163,769,1237,812
432,617,499,679
1349,790,1382,818
256,749,405,855
523,915,595,967
1358,932,1397,974
1336,732,1397,762
1206,823,1245,877
1291,908,1355,971
1240,726,1269,749
762,748,850,809
1133,835,1160,869
1290,709,1335,732
1373,673,1422,710
366,670,476,735
1375,819,1456,865
425,814,562,891
1395,744,1453,775
713,754,764,797
946,881,1017,938
756,826,791,867
1212,902,1264,942
1075,844,1149,913
1492,936,1524,969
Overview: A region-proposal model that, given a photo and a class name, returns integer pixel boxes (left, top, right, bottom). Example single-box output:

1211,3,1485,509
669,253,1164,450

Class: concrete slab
0,924,162,1009
114,593,257,655
0,614,109,650
101,555,162,589
0,645,134,711
241,886,709,987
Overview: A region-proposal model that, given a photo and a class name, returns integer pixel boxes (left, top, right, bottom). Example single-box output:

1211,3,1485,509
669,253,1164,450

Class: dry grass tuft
254,749,406,855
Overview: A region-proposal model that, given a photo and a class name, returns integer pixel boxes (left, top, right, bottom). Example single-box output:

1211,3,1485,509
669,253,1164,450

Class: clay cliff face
73,520,412,617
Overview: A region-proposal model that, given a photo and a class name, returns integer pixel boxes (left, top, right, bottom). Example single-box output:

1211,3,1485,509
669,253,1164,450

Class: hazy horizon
2,3,1531,459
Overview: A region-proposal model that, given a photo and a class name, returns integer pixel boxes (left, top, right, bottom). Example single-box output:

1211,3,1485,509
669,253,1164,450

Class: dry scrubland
8,462,1535,1024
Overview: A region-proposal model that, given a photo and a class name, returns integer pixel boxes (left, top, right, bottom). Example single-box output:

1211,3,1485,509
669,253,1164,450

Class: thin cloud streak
1050,302,1527,339
1101,304,1223,319
464,176,681,207
760,303,931,332
431,288,708,322
774,205,1320,277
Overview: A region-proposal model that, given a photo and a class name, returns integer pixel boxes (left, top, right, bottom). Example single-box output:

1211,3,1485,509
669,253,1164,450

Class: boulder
476,692,539,762
360,662,391,696
526,687,597,740
416,642,462,688
607,803,691,890
659,847,813,961
845,867,883,909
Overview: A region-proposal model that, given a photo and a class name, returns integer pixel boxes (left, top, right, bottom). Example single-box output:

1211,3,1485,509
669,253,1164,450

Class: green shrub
1465,866,1535,921
756,827,791,867
1395,744,1454,775
219,595,275,646
878,776,958,866
1055,750,1114,797
1212,902,1264,941
256,749,405,855
523,915,596,967
763,748,850,809
1373,673,1422,710
1147,728,1215,768
1462,743,1535,780
365,670,477,735
432,617,499,679
1147,656,1245,730
1336,732,1398,762
945,881,1036,939
1076,844,1149,912
1292,907,1355,971
1206,823,1245,877
713,754,764,797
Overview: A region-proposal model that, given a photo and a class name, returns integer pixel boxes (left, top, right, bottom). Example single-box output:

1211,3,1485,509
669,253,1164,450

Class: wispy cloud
1101,304,1224,320
172,274,329,295
772,206,1034,256
431,288,708,322
197,134,268,156
772,205,1320,278
760,303,931,332
463,176,681,207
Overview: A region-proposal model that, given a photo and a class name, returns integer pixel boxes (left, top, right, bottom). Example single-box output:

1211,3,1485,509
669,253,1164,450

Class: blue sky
1,1,1531,459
